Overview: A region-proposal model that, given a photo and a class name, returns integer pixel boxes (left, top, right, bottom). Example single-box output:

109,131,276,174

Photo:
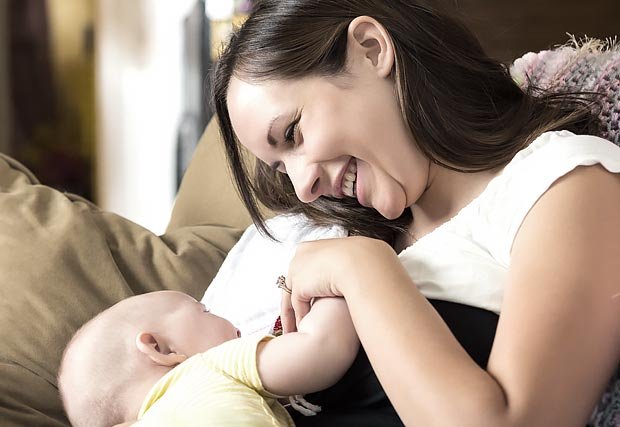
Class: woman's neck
409,164,502,240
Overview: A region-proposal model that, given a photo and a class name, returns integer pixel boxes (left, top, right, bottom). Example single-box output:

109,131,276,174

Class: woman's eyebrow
267,115,280,147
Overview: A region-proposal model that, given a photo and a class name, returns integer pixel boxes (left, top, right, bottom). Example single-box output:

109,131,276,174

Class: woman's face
227,70,430,219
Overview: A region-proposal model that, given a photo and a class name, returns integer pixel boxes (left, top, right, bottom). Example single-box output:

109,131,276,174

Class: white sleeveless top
398,130,620,314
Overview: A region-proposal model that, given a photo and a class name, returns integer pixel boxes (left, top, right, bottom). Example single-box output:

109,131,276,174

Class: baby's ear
135,332,187,367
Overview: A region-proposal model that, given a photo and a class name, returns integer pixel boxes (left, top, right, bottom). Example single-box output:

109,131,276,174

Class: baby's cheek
200,319,233,349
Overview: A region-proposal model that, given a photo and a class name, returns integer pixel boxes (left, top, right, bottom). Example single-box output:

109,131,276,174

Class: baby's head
58,290,238,427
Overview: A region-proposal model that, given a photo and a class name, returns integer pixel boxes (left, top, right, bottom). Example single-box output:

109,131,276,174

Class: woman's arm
288,165,620,426
256,297,359,397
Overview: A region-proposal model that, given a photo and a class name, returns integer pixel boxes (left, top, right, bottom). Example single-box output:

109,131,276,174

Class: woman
213,1,620,425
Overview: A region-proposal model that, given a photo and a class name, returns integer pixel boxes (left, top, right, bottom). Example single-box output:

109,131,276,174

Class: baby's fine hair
58,296,147,427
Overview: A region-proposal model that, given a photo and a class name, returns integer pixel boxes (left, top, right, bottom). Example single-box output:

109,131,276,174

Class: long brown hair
212,0,599,244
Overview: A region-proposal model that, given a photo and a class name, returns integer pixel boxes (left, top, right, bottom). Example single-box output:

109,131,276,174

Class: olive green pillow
0,150,242,426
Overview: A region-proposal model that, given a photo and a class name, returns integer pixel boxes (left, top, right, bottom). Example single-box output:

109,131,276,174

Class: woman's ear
346,16,395,78
135,332,187,367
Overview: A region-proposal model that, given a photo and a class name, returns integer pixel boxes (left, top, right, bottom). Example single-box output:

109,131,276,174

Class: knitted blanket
590,368,620,427
510,37,620,146
510,38,620,426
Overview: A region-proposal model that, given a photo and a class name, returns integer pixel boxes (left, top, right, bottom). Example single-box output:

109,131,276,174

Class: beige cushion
0,119,245,426
168,118,253,231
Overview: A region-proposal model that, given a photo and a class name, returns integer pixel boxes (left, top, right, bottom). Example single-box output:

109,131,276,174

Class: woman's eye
285,120,300,144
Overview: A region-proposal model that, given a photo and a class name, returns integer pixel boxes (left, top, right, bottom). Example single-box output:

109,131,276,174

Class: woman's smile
341,157,357,198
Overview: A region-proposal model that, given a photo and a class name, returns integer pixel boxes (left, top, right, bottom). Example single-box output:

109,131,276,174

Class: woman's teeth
342,159,357,197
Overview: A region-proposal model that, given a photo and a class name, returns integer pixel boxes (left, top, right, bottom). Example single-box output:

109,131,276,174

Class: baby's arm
256,297,359,397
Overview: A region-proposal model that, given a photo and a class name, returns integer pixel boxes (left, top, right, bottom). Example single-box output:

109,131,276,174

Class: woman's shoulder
505,130,620,172
478,130,620,265
487,130,620,211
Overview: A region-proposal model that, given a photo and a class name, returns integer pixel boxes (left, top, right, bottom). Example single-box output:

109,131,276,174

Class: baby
58,290,359,427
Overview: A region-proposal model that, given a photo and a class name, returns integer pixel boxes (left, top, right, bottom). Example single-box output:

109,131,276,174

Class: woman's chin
376,204,403,220
374,196,407,220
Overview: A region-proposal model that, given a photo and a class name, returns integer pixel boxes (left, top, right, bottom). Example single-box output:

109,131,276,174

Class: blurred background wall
7,0,94,201
455,0,619,63
0,0,9,155
96,0,196,234
48,0,95,197
0,0,618,233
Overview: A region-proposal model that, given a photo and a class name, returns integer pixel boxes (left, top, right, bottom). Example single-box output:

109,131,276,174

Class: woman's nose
286,161,322,203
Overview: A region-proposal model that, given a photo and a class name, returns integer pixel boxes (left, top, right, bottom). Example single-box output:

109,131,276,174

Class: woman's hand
280,236,398,332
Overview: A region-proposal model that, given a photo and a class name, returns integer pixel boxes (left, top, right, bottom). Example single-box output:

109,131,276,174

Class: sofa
0,41,618,426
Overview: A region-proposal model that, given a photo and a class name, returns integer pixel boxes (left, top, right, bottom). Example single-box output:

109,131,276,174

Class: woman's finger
279,278,297,333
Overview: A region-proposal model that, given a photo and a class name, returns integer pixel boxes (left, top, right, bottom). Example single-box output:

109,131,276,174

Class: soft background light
205,0,234,20
96,0,196,234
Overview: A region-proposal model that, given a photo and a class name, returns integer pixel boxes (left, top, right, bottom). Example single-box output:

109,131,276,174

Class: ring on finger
276,275,292,294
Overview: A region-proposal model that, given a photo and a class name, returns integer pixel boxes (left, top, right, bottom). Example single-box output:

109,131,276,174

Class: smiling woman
214,0,599,244
226,71,422,218
212,0,620,426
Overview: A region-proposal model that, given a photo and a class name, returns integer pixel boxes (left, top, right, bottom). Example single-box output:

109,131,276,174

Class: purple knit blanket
510,37,620,146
